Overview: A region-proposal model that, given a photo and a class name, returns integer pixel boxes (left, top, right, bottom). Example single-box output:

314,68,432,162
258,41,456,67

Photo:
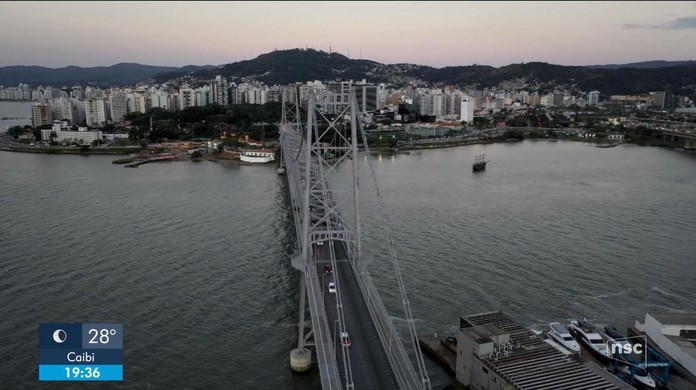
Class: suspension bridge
280,86,431,389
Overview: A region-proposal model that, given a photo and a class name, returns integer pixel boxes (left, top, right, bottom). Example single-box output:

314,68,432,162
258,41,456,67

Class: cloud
623,16,696,30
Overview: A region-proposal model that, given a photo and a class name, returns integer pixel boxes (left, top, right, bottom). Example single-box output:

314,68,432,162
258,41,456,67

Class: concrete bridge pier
290,347,312,373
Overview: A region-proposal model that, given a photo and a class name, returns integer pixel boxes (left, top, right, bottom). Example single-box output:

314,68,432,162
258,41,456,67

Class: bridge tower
281,85,431,389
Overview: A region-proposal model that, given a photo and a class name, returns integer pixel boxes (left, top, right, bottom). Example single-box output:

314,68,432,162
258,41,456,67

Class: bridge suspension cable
352,92,432,389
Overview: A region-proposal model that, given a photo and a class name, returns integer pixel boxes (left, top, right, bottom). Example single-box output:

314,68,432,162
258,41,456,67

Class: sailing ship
473,154,488,172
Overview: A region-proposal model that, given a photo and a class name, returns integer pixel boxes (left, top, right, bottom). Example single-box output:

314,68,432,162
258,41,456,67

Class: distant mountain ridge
584,60,696,69
179,49,696,95
0,63,214,87
3,52,696,95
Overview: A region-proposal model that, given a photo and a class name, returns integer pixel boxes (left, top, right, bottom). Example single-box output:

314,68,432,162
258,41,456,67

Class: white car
328,282,336,294
340,332,352,347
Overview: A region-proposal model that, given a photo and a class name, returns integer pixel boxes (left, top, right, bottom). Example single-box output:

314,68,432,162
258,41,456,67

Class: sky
1,1,696,69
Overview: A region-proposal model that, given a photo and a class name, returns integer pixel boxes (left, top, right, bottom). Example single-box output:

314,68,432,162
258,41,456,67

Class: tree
191,150,202,159
7,125,24,139
148,123,180,142
128,127,144,141
473,116,491,129
506,116,528,127
217,143,225,153
32,127,42,141
503,130,524,140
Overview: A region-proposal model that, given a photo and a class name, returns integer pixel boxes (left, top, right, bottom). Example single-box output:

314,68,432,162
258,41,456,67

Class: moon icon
52,329,67,343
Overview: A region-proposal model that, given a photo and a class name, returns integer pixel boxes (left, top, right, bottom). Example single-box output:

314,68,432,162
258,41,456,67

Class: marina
420,311,696,389
422,311,629,389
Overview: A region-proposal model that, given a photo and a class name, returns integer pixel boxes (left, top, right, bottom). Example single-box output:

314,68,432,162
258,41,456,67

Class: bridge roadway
315,239,398,389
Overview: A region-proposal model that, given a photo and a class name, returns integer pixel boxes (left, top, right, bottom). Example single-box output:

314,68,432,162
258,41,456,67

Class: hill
170,49,696,95
0,63,214,87
585,60,696,69
3,51,696,96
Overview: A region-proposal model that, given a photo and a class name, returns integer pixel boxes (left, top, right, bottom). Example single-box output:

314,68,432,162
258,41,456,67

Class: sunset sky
1,1,695,68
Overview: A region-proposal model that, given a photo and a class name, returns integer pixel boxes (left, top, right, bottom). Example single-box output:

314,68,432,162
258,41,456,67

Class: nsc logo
604,334,648,367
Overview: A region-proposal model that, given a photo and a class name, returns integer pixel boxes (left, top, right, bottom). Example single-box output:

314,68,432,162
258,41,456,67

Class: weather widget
39,323,123,381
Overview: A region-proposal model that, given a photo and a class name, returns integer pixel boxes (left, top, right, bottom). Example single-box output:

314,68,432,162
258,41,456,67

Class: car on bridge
340,332,351,347
324,265,332,274
328,282,336,294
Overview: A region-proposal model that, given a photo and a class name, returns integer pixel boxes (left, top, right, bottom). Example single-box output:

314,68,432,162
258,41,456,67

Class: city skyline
1,1,696,69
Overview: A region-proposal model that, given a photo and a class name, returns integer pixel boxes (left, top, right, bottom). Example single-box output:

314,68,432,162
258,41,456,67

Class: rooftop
650,312,696,327
463,311,621,390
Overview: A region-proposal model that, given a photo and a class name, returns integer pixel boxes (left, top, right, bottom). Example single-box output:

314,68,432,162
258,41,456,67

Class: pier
124,153,176,167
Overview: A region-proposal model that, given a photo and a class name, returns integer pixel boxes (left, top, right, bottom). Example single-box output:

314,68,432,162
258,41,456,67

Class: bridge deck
317,241,398,389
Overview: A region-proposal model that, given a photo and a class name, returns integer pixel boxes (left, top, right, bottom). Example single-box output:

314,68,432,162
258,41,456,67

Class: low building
635,312,696,378
102,133,130,141
56,127,103,144
455,311,621,390
41,120,71,141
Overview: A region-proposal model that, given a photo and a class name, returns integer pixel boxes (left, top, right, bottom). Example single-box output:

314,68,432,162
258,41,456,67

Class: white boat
621,365,656,388
240,149,275,163
569,319,611,362
548,322,581,353
530,327,575,356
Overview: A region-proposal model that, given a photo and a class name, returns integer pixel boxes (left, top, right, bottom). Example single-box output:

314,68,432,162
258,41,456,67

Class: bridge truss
280,85,431,390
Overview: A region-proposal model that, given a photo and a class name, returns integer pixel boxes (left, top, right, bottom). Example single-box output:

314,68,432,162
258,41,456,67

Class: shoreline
0,144,143,155
1,137,691,159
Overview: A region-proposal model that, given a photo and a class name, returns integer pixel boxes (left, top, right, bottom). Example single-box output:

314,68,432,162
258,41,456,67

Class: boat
547,322,581,353
532,328,575,356
601,324,632,356
569,319,611,362
596,143,618,148
473,154,488,172
620,365,656,388
240,149,275,163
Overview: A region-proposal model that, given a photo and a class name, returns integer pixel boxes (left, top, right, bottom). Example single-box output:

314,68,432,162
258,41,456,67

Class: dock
420,311,630,390
418,334,456,374
626,325,696,390
124,154,176,167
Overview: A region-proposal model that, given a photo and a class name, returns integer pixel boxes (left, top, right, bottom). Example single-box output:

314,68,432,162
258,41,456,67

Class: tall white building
444,92,462,121
109,94,128,123
540,94,555,107
194,85,211,107
433,94,446,119
84,98,107,127
178,87,195,110
460,96,474,123
49,98,76,124
149,90,171,111
32,103,52,127
588,90,600,105
211,75,229,105
355,84,379,113
127,92,148,114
